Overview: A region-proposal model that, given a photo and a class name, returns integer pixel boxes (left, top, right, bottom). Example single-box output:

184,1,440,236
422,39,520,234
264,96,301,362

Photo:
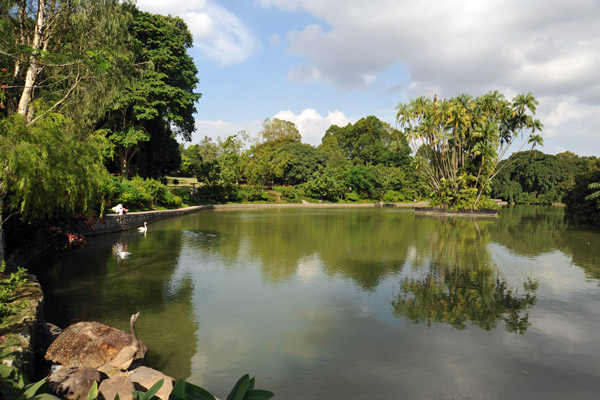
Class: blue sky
137,0,600,156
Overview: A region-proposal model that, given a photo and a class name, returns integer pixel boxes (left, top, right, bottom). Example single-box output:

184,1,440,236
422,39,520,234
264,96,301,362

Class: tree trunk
17,0,47,120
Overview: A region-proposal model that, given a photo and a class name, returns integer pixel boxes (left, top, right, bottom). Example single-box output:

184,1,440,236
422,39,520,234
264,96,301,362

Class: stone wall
0,275,44,378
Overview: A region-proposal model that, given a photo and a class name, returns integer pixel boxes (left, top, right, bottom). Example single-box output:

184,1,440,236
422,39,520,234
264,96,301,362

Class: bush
382,190,404,203
239,185,268,202
346,191,361,202
274,186,301,202
107,176,182,210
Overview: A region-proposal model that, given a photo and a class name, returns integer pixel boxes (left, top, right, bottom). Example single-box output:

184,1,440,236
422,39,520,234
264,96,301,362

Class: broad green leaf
226,375,250,400
169,378,186,399
86,381,98,400
243,389,275,400
184,382,217,400
144,378,164,399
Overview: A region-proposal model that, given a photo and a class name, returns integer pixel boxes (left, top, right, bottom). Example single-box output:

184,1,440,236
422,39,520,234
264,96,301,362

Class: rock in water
45,321,146,369
47,366,103,400
130,366,175,400
98,375,135,400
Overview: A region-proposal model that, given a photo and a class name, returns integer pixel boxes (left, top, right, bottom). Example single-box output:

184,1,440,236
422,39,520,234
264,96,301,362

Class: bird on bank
109,312,141,371
138,222,148,233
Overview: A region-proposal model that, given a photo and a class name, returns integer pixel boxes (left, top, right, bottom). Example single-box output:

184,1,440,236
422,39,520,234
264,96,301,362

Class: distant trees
563,160,600,225
396,92,543,210
491,151,597,204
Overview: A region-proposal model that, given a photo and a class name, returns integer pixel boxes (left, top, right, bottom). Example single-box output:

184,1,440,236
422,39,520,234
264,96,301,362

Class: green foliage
301,168,347,201
491,151,596,204
397,91,543,209
563,164,600,225
0,364,60,400
0,262,28,322
102,6,201,178
322,116,411,167
273,186,301,202
108,176,182,209
0,114,110,221
345,165,377,198
1,366,273,400
238,186,268,202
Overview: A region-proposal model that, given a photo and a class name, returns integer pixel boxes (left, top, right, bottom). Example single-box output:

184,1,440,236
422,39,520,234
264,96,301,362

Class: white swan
116,251,132,259
137,222,147,233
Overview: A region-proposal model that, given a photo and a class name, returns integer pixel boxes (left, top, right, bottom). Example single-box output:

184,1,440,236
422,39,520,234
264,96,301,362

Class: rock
45,321,147,369
129,366,175,400
47,366,104,400
98,375,135,400
36,322,63,355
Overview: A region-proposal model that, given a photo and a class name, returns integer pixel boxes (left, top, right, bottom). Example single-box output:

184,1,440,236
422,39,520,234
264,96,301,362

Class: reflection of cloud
295,253,323,285
191,320,252,386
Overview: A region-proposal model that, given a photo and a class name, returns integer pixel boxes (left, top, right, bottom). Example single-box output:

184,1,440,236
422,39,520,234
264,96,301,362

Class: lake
32,205,600,399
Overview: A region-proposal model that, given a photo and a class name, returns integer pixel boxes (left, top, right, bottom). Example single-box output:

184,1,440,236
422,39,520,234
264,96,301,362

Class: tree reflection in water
392,265,538,333
393,217,538,333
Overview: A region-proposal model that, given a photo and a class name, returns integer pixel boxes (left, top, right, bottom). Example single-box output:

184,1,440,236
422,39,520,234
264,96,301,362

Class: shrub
346,191,361,202
274,186,301,202
239,185,267,202
382,190,404,203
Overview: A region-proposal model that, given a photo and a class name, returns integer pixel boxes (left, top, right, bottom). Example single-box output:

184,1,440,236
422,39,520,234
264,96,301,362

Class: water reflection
393,264,538,332
29,206,600,399
30,229,199,379
393,217,538,332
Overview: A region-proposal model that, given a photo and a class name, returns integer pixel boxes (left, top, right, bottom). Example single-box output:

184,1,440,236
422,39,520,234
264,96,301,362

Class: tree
322,116,411,167
563,161,600,225
103,8,201,178
0,0,133,263
396,92,543,210
260,118,301,143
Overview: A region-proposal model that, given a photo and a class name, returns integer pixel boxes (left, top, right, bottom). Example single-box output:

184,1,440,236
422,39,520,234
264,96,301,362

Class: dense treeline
491,151,598,204
179,116,423,203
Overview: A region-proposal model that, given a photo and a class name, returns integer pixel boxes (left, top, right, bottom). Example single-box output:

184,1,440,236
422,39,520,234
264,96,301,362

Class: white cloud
258,0,600,154
260,0,600,99
273,108,352,145
137,0,260,65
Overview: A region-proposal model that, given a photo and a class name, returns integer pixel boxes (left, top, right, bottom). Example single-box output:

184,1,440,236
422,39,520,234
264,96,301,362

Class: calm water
32,206,600,399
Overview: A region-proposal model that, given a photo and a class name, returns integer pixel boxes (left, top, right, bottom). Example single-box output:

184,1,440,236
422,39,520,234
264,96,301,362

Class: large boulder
45,321,146,369
98,375,135,400
130,366,175,400
47,366,104,400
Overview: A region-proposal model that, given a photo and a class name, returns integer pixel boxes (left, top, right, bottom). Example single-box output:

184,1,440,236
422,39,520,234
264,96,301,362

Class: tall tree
103,8,201,178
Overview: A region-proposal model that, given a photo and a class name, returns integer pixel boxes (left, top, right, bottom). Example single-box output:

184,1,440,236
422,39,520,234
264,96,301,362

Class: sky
136,0,600,156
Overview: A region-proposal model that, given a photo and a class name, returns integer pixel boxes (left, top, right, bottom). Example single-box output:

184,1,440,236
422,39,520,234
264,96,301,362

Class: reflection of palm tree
394,217,538,333
392,264,538,333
